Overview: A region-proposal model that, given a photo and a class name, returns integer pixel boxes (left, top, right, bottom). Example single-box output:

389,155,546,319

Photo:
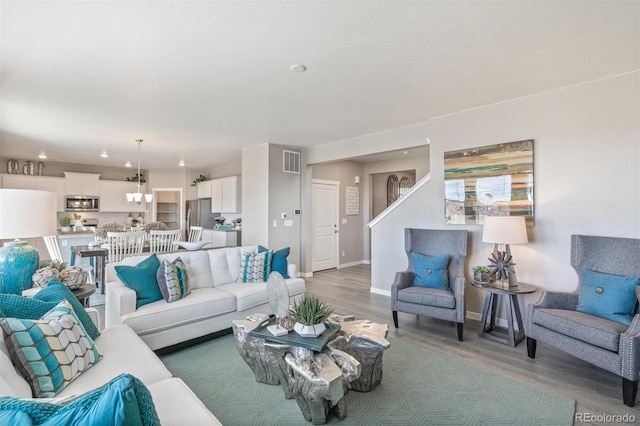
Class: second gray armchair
391,228,468,341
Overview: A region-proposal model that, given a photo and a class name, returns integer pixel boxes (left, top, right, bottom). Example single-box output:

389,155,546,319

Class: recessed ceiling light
403,151,409,155
101,151,109,158
38,153,47,159
125,162,132,168
290,64,307,73
178,160,185,167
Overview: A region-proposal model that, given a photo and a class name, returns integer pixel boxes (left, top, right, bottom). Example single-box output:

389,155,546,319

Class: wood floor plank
307,264,640,425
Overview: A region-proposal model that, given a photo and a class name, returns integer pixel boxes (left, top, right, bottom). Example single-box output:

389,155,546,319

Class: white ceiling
1,1,638,171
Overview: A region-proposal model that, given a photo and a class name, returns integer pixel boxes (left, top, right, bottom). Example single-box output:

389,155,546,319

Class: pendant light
126,139,153,204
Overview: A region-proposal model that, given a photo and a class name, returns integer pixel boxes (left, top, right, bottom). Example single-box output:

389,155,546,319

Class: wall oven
65,196,100,212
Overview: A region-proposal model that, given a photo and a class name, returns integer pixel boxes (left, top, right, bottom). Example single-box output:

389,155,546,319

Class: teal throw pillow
0,294,57,320
411,253,450,289
156,257,190,303
0,300,102,398
258,245,290,278
0,373,160,426
35,280,100,341
115,254,163,309
576,269,640,325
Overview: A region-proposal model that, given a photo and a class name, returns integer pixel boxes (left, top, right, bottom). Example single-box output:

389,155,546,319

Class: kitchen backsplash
56,212,147,228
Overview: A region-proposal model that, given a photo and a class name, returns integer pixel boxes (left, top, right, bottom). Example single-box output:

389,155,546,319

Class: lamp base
0,240,40,294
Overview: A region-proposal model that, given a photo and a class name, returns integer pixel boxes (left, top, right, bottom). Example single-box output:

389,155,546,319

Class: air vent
283,150,300,174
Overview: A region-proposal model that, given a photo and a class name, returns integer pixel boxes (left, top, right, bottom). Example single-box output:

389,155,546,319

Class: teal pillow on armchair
576,269,640,325
411,253,450,289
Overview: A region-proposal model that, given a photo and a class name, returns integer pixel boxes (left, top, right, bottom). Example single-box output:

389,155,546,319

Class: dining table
71,245,108,294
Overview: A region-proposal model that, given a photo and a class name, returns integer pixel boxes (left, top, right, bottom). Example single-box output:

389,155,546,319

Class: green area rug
160,334,575,425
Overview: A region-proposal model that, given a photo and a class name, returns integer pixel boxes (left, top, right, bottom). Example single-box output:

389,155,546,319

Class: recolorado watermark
575,412,635,423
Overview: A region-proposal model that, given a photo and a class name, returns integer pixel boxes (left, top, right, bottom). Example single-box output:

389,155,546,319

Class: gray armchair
391,228,468,341
526,234,640,406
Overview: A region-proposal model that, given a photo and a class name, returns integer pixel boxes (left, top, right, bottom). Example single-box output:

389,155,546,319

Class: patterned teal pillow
0,300,102,398
115,254,163,309
156,257,190,303
0,373,159,426
576,269,640,325
411,253,450,289
34,280,100,341
238,250,272,283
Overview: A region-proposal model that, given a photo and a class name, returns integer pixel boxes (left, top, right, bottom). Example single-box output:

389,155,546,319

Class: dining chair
42,235,94,284
188,226,204,242
148,229,182,253
106,231,146,263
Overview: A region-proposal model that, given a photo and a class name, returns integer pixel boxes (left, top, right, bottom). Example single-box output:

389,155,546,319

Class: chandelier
126,139,153,204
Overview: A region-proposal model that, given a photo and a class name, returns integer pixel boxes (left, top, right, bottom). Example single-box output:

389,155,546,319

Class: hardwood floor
306,264,640,425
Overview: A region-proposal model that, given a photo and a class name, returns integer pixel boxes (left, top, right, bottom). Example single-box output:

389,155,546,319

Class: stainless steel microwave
65,196,100,212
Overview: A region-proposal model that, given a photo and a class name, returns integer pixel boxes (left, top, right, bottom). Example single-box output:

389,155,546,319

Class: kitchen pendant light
126,139,153,204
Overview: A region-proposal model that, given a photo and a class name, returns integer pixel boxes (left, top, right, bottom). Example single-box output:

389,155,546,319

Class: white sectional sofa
105,246,306,350
1,310,221,425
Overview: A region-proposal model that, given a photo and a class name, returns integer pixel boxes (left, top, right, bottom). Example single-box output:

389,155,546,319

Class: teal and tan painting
444,140,534,225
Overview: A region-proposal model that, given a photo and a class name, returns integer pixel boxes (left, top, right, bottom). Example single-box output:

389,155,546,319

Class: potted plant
473,265,491,283
59,215,72,232
289,295,334,338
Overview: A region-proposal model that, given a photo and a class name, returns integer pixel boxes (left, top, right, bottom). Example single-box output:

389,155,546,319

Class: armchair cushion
576,269,640,326
411,253,450,289
397,286,455,309
531,308,629,352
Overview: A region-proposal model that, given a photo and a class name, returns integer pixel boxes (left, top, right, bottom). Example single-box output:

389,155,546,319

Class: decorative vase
293,322,326,338
0,240,40,294
474,271,490,283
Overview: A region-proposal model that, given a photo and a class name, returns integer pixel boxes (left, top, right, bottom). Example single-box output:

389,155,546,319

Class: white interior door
312,181,339,272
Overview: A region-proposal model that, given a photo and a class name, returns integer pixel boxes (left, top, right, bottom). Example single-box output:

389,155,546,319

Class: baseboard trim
300,272,314,278
370,287,391,297
338,260,366,269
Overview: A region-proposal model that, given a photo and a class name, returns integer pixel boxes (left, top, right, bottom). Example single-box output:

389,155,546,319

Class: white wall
241,144,270,247
366,73,639,320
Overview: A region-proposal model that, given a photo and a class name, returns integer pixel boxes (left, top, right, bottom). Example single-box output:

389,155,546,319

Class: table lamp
482,216,528,287
0,189,57,294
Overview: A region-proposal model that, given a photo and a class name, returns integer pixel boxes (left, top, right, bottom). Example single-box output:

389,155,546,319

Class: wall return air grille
283,150,300,174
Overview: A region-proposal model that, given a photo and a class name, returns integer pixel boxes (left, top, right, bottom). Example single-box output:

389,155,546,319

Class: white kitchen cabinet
1,174,65,212
36,177,65,212
221,176,240,213
64,172,100,196
99,181,147,213
210,179,223,212
197,180,212,199
210,176,240,213
1,174,36,189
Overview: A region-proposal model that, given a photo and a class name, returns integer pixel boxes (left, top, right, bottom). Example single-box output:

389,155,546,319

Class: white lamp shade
0,189,57,239
482,216,528,244
126,193,135,202
144,193,153,203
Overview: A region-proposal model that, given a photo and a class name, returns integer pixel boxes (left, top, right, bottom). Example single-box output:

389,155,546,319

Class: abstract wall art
444,139,534,225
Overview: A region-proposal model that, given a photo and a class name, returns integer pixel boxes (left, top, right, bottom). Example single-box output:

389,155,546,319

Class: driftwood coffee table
232,314,390,425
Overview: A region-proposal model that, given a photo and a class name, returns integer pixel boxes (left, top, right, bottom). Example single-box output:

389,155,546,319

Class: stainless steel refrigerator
186,199,219,229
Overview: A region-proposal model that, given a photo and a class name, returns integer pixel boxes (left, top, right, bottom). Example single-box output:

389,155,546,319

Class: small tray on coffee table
249,317,340,352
